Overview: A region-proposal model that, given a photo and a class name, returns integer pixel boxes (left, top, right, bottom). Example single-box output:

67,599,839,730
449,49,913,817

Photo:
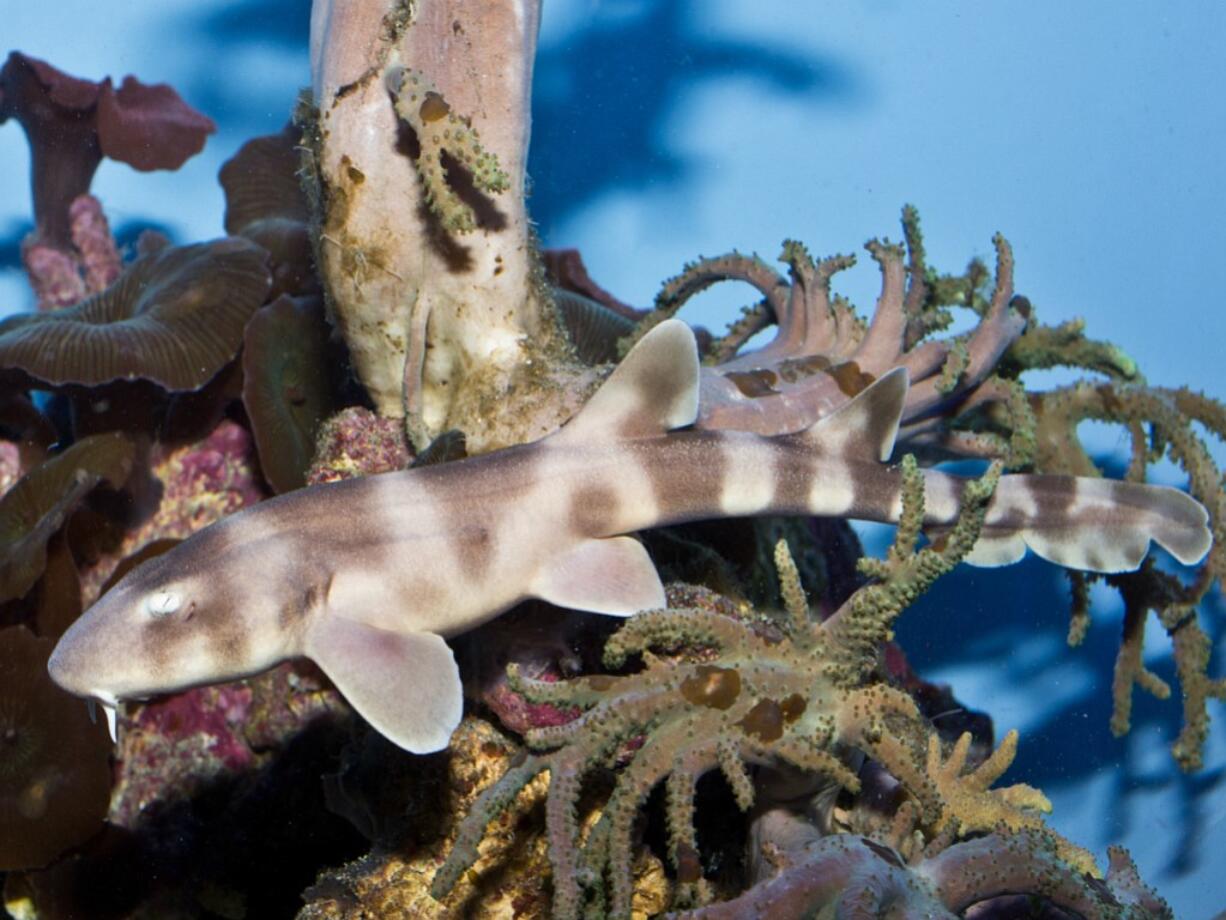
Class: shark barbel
48,320,1212,753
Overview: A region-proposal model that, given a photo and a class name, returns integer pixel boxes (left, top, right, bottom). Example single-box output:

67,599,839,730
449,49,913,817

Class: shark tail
945,472,1212,572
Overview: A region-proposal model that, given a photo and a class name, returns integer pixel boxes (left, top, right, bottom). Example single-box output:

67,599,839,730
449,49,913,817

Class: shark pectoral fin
305,616,462,754
532,536,666,616
556,319,699,442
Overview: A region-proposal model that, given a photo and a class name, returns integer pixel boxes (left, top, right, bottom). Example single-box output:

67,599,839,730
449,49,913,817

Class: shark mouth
84,692,121,743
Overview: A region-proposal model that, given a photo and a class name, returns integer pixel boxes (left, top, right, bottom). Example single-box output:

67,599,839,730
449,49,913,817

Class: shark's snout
48,623,123,743
46,628,89,696
46,610,121,700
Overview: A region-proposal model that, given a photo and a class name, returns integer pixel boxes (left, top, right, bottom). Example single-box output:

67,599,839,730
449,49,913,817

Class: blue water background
1,1,1223,915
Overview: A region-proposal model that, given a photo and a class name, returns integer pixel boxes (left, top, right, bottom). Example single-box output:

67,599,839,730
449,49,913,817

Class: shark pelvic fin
531,536,666,615
305,616,462,754
801,366,908,461
559,319,700,442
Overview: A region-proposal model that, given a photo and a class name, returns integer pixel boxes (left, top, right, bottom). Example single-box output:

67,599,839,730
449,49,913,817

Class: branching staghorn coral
625,208,1035,465
1024,380,1226,771
430,456,1125,917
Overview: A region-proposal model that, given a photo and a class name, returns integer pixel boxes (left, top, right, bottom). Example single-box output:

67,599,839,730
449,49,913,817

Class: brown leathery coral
242,294,338,493
0,431,133,603
0,237,272,391
0,626,112,870
220,125,319,298
0,51,215,249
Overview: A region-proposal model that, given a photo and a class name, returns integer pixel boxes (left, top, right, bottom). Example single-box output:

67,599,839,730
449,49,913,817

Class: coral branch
638,210,1033,445
1030,379,1226,769
389,67,510,233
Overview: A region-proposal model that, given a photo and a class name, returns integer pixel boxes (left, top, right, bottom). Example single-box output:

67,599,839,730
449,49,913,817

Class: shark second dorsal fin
558,319,700,442
305,615,462,754
801,366,908,461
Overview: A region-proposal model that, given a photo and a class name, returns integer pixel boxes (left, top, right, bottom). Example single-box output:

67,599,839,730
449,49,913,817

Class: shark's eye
144,591,183,618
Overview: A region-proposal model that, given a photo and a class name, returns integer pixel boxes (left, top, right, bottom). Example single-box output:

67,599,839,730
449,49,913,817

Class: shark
48,319,1212,753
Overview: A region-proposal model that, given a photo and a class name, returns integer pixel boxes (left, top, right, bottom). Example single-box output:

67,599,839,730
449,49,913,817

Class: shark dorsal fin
802,366,908,461
559,319,700,442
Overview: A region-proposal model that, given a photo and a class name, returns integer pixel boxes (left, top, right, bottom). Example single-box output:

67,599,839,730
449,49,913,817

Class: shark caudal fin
305,615,462,754
960,473,1212,572
558,318,700,442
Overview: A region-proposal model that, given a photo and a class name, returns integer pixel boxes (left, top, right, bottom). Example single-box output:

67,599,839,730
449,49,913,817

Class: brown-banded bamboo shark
47,320,1212,753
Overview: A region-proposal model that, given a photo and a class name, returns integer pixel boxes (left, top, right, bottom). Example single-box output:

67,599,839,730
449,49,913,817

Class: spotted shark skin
47,320,1212,753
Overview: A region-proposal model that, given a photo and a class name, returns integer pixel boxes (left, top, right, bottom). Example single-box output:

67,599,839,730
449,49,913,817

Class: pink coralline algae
0,441,21,497
158,420,266,518
108,684,257,829
107,663,347,830
306,406,412,484
479,636,583,735
20,195,123,311
79,419,266,604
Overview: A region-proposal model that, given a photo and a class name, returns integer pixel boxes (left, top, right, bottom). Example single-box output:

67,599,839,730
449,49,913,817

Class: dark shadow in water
174,0,311,129
528,0,859,235
892,457,1224,878
195,0,311,49
178,0,860,235
19,716,369,920
0,219,33,271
